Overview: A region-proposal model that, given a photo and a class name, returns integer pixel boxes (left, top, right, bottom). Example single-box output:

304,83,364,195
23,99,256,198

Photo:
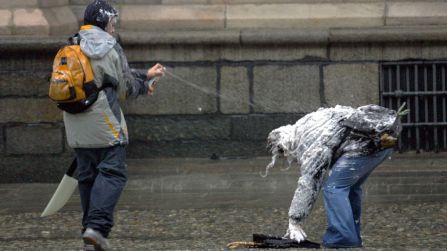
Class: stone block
122,66,217,115
227,3,384,29
0,0,38,8
69,0,91,5
221,44,327,61
126,116,231,141
114,0,161,4
6,124,63,154
13,8,50,35
231,114,303,141
0,98,62,123
387,2,447,26
70,5,85,24
0,53,54,72
38,0,69,7
127,139,268,158
124,44,222,62
329,43,383,61
120,5,225,30
324,63,379,107
0,71,50,97
253,65,321,113
162,0,208,4
0,156,70,183
0,10,12,35
0,125,4,154
220,66,250,114
241,29,328,45
43,6,78,35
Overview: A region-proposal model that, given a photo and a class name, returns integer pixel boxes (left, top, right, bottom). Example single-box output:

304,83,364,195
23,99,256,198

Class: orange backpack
49,45,98,114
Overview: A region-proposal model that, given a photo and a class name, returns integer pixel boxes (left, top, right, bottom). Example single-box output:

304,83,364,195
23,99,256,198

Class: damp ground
0,156,445,250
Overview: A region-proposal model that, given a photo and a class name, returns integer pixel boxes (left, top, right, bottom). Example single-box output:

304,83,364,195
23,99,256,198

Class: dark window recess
380,61,447,153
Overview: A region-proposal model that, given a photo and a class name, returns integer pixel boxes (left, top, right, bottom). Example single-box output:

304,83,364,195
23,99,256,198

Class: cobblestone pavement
0,202,445,251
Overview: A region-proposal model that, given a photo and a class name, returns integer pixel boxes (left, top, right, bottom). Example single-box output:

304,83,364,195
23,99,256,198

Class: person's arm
114,43,164,98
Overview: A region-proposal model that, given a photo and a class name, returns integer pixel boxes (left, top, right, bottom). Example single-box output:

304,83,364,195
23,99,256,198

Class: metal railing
380,61,447,152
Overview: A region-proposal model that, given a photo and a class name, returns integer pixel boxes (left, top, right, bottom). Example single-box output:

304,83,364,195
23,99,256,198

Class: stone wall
1,1,447,182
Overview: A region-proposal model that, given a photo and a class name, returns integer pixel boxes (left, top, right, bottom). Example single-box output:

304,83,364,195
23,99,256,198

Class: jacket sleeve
114,43,153,99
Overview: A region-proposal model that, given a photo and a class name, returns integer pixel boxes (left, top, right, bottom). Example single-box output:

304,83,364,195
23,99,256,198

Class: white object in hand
198,107,202,112
285,220,307,242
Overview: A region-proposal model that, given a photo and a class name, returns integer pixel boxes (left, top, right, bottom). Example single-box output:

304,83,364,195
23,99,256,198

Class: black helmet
83,0,118,30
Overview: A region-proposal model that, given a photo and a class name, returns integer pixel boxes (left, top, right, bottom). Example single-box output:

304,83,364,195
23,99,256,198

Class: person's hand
380,133,397,148
146,63,165,96
147,63,165,79
284,220,307,242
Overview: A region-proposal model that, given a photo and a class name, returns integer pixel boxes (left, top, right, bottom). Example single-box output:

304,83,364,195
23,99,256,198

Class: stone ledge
3,26,447,50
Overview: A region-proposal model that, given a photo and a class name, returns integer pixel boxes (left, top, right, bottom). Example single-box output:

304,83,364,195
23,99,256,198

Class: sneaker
82,228,111,251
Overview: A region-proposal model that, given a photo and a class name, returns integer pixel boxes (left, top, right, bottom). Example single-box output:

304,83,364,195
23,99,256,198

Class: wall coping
2,25,447,51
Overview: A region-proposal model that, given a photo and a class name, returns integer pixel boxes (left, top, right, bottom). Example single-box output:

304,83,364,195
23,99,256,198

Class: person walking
62,1,165,250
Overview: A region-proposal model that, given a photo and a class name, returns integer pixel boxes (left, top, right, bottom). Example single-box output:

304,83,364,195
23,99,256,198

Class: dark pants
322,148,393,248
75,145,127,238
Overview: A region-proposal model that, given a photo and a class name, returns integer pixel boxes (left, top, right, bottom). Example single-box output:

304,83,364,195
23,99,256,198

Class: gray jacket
64,25,150,148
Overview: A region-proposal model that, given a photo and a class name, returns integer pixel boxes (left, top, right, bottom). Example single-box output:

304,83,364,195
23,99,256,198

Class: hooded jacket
266,105,402,225
63,25,150,148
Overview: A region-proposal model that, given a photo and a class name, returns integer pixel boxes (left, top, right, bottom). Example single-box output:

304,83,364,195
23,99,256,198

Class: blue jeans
322,148,392,248
75,145,128,238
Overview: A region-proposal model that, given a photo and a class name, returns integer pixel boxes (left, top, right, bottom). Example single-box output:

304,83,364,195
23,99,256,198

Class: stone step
3,1,447,35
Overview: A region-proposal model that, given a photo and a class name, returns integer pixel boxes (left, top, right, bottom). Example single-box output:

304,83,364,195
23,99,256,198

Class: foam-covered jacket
64,25,151,148
265,105,402,225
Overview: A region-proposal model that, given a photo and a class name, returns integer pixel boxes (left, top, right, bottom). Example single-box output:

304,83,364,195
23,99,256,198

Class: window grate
380,61,447,153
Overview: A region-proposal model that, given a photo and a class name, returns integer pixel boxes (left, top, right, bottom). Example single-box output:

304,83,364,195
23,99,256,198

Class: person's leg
349,148,393,241
323,162,360,248
323,148,393,248
85,145,128,238
75,148,100,233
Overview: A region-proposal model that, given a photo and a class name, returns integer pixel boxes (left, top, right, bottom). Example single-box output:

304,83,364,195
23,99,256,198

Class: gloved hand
284,220,307,242
380,133,397,148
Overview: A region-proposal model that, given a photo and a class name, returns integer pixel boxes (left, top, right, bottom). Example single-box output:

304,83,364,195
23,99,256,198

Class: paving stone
6,124,63,155
324,63,379,107
0,9,12,35
122,66,217,115
253,65,321,113
227,3,384,29
220,66,250,114
387,2,447,26
0,98,62,123
12,8,50,35
120,5,225,31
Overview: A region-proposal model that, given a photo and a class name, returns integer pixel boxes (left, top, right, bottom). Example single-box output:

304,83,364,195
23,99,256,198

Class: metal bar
402,122,447,126
415,64,420,152
382,91,447,96
406,66,412,150
380,65,384,106
381,61,447,66
433,64,438,151
387,66,393,109
424,66,429,150
443,66,447,149
397,65,402,150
